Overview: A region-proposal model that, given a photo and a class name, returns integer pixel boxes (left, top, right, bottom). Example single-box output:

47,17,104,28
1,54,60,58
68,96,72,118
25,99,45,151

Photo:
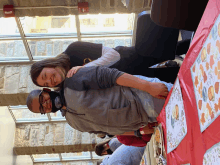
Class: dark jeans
111,40,190,84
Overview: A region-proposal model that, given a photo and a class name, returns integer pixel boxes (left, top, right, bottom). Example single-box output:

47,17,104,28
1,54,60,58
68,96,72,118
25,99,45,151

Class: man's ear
43,88,51,92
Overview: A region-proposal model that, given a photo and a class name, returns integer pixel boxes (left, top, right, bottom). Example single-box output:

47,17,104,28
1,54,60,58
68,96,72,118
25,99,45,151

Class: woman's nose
46,79,52,87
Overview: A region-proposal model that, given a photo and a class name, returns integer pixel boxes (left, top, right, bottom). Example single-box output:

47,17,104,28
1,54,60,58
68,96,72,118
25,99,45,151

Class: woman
30,41,180,88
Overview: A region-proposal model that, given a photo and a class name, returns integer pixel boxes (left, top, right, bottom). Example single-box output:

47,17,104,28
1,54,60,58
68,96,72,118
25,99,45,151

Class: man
97,144,146,165
27,66,173,135
95,138,122,156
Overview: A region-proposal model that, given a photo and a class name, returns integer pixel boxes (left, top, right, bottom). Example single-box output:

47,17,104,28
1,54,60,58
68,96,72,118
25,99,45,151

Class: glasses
39,91,46,115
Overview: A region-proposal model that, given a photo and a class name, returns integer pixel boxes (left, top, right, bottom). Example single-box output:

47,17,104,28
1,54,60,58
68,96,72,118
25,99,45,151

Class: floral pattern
203,142,220,165
191,14,220,132
166,78,187,153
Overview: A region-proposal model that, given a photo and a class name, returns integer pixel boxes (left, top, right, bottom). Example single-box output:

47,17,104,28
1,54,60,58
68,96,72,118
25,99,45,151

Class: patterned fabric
191,14,220,132
165,78,187,153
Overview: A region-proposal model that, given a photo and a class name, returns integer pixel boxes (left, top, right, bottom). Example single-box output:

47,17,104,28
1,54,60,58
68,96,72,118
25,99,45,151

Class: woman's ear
43,88,51,92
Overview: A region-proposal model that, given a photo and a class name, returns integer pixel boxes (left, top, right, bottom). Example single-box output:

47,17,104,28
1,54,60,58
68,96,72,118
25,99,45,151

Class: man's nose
42,103,47,108
42,99,50,107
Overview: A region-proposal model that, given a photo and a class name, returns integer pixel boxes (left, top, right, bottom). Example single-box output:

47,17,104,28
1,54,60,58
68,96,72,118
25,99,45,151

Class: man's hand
146,82,169,99
140,125,155,134
116,73,169,99
66,66,84,78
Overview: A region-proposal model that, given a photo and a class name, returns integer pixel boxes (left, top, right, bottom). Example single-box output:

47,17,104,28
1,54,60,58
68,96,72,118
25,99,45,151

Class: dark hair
26,89,42,113
97,134,115,139
30,53,71,87
95,138,112,156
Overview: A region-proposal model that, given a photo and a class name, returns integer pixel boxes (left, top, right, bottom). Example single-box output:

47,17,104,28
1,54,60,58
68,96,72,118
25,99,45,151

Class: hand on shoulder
66,66,84,78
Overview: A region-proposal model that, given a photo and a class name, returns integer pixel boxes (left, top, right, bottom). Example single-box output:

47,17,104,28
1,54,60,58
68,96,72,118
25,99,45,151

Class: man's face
101,151,108,156
101,144,110,156
32,91,52,114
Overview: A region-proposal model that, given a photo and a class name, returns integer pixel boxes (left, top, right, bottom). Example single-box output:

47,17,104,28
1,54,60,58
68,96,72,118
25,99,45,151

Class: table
157,0,220,164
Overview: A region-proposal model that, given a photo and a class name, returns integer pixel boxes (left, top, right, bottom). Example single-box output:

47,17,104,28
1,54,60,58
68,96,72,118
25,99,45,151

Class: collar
59,87,66,107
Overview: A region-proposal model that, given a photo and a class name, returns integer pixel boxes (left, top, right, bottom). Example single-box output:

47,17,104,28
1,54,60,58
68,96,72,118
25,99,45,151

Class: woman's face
36,67,65,87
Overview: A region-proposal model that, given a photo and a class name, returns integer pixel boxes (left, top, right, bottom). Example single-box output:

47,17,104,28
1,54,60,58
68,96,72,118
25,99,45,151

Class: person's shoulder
63,66,98,90
68,41,100,47
64,41,87,51
74,66,98,76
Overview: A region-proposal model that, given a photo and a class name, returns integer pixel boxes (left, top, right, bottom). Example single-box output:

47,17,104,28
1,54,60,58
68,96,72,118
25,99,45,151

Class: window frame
0,14,136,63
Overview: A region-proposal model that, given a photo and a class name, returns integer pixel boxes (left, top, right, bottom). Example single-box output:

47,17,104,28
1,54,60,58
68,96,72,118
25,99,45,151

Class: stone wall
14,122,104,155
0,64,38,106
0,38,132,58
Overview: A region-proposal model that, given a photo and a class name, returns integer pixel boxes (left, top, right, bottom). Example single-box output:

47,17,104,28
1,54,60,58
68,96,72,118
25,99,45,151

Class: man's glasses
39,91,46,115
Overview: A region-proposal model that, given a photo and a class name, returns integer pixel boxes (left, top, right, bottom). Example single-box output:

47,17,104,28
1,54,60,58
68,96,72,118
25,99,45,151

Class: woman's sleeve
84,46,120,67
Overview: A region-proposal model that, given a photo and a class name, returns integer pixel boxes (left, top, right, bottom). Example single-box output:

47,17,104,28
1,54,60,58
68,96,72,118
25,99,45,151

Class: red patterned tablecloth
157,0,220,164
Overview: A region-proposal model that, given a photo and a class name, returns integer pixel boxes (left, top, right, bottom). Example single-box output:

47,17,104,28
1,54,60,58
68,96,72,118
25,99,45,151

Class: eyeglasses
39,91,46,115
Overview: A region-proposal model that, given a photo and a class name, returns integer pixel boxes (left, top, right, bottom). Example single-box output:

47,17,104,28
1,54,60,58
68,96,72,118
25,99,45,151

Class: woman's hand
66,66,84,78
146,82,169,99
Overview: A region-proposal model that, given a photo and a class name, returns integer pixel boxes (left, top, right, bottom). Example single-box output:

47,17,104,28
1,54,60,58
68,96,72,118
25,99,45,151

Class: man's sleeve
64,66,124,91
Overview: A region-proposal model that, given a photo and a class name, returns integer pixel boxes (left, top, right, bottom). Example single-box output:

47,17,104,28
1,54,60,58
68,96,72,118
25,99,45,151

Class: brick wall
14,122,105,155
0,64,37,106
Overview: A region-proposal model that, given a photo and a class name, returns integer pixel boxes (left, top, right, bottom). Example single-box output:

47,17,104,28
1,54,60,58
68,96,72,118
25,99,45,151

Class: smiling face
36,67,65,87
31,91,52,114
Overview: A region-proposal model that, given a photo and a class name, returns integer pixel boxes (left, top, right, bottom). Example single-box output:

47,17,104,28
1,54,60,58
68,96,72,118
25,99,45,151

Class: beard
48,91,63,113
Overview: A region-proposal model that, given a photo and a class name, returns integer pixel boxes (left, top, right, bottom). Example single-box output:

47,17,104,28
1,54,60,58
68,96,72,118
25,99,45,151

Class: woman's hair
30,53,71,87
95,138,113,156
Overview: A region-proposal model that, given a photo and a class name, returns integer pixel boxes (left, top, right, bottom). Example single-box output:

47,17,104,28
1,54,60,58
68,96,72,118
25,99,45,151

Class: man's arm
65,66,169,98
118,124,157,136
116,73,169,99
65,66,123,91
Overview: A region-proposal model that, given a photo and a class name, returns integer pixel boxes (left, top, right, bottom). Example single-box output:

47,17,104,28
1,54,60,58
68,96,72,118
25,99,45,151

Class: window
0,14,135,62
31,152,103,163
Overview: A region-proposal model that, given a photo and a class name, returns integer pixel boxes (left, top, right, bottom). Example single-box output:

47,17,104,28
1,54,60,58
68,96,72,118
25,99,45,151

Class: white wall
0,106,33,165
